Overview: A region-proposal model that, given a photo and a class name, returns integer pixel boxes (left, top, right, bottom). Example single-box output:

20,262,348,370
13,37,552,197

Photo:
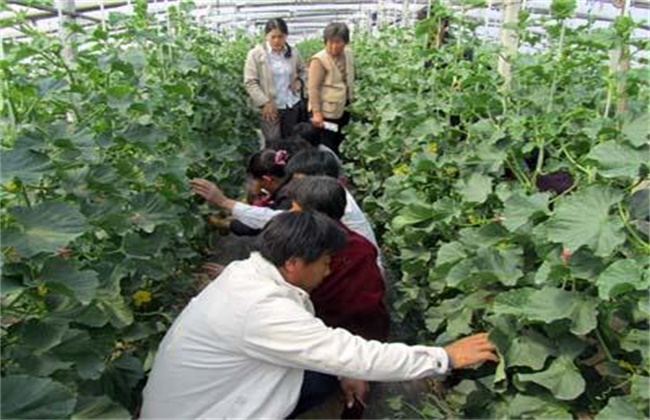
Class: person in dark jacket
285,175,389,418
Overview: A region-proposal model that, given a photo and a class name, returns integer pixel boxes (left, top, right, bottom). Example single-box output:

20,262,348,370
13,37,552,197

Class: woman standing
308,22,354,155
244,18,306,144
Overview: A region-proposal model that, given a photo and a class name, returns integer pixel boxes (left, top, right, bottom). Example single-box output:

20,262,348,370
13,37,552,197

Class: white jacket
141,253,449,419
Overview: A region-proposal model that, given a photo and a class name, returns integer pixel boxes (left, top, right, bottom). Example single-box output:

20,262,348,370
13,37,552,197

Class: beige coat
309,49,355,119
243,44,306,110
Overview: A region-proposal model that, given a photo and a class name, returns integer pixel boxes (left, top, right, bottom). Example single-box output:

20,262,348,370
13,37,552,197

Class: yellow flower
132,290,152,307
37,284,48,297
426,142,438,154
2,179,19,193
392,163,409,176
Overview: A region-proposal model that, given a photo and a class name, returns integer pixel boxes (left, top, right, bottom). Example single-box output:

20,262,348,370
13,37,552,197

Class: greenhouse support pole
616,0,631,115
498,0,521,88
56,0,76,123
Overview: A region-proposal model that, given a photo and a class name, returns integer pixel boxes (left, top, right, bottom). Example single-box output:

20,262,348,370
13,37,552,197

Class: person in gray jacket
244,18,306,144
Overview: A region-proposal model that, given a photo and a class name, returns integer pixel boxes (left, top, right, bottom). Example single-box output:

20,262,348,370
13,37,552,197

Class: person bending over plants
284,175,389,417
140,211,498,419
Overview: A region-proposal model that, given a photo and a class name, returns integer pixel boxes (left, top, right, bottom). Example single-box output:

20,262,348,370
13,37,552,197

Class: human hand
261,101,278,122
444,332,498,369
203,262,225,279
290,79,301,93
311,111,324,128
339,377,368,409
190,178,233,209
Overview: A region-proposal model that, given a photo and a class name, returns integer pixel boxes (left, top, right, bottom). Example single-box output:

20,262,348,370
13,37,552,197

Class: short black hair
247,149,288,179
265,18,288,35
255,211,346,266
286,176,346,220
323,22,350,44
285,149,340,179
291,122,322,147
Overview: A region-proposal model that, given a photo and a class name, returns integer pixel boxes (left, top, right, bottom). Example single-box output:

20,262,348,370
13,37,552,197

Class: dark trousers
286,371,339,419
321,111,350,156
260,101,302,145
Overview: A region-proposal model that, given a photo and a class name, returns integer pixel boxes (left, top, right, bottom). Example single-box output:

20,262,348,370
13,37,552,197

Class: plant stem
595,326,615,363
617,201,650,252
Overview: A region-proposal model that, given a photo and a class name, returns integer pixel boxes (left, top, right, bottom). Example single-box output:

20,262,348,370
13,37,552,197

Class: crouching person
140,212,498,419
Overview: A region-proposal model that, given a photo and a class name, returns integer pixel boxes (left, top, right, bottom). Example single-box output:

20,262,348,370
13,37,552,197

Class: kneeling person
141,212,497,419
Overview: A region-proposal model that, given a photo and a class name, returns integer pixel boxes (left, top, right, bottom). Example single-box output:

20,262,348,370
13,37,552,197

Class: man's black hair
255,211,346,267
291,122,322,147
286,176,346,220
285,149,340,179
323,22,350,44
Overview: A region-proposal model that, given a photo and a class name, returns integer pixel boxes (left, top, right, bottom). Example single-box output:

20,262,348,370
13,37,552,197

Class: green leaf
42,258,99,305
21,319,69,355
546,185,625,256
622,114,649,147
474,246,523,286
119,46,146,70
457,172,493,204
123,228,169,258
596,396,645,420
435,241,467,266
507,331,556,370
391,203,434,230
506,394,571,419
52,329,107,380
587,141,646,179
620,328,649,354
1,375,76,419
502,192,550,232
72,396,130,420
0,146,53,184
4,202,88,257
596,259,647,300
493,287,598,335
129,192,180,233
517,355,585,400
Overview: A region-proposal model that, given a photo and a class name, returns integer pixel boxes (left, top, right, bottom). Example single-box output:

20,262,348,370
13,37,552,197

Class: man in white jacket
141,212,497,419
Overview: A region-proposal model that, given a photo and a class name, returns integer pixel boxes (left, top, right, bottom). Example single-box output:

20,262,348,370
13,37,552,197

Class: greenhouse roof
2,0,649,42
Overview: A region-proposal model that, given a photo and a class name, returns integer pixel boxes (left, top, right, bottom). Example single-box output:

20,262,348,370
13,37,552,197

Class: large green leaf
52,329,108,380
4,201,88,257
457,172,493,204
507,331,556,370
492,287,598,335
596,396,645,420
72,396,130,419
435,241,467,266
517,355,585,400
546,185,625,256
596,259,647,300
42,258,99,305
502,192,550,232
1,375,76,419
622,113,649,147
21,318,69,355
587,141,646,179
129,192,180,233
506,394,571,419
0,146,53,184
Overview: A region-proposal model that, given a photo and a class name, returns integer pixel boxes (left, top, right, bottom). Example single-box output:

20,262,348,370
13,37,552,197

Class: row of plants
1,1,257,417
345,1,649,418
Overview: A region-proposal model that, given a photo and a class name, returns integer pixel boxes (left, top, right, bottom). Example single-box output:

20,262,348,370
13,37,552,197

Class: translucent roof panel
1,1,649,45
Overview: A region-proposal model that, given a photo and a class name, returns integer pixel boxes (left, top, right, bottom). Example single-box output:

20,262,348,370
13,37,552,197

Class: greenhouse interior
1,0,649,418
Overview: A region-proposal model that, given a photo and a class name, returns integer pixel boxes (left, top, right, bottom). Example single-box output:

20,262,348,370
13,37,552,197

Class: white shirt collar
249,252,309,298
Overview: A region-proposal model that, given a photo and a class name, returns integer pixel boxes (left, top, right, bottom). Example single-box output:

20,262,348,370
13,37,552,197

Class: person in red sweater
285,175,389,416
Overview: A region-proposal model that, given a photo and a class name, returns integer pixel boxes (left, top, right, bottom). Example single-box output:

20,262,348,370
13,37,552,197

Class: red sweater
310,225,390,341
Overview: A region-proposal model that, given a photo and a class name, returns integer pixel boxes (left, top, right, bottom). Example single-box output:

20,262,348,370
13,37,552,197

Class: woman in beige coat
308,22,354,156
244,18,306,145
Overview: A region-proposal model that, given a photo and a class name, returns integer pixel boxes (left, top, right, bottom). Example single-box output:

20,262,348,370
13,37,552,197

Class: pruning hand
339,377,368,409
444,333,498,369
261,101,279,122
190,178,234,210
